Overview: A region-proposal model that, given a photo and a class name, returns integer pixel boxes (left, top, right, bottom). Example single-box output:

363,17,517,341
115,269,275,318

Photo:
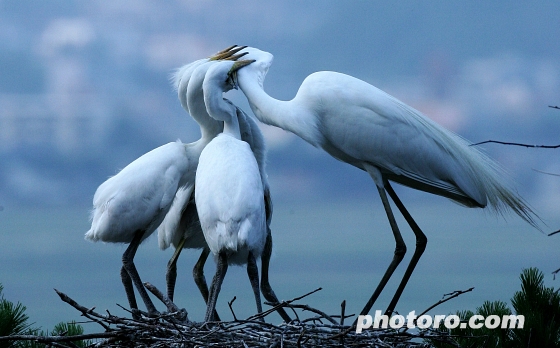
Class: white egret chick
195,59,265,322
85,141,195,318
235,47,539,317
172,45,248,116
160,48,250,303
160,56,291,322
84,47,252,320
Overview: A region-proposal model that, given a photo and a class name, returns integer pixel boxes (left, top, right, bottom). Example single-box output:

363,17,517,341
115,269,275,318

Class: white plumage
85,46,246,317
171,45,246,117
85,140,197,318
158,49,290,322
196,134,266,263
235,47,539,317
86,141,190,243
195,60,266,322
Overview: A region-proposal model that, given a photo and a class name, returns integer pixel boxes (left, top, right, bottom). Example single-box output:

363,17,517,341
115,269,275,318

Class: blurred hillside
0,1,559,211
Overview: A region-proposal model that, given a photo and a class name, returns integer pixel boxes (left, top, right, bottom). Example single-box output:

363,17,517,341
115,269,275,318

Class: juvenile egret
235,47,538,317
160,48,249,301
160,55,291,322
195,59,265,322
172,45,247,115
83,47,267,321
85,141,195,318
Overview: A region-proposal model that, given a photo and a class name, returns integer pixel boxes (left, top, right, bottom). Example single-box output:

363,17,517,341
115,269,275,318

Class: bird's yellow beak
227,59,255,89
209,45,248,61
231,59,255,71
214,45,237,56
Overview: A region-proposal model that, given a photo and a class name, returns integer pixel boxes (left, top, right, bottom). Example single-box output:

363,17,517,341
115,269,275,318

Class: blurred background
1,0,559,331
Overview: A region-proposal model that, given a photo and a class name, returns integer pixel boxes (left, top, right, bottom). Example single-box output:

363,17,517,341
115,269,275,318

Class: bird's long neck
176,59,205,113
180,91,219,141
237,109,267,179
186,66,224,141
177,79,190,113
238,71,320,146
223,109,241,140
188,91,223,141
205,89,241,140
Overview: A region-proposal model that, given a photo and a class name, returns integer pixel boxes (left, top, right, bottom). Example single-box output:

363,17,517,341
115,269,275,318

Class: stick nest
1,285,474,348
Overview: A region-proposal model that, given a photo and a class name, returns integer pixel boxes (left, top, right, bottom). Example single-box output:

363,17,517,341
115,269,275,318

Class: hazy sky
1,0,560,331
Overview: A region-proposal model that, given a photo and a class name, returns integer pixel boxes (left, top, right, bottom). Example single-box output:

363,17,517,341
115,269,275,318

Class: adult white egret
159,52,291,322
235,47,539,317
194,59,265,322
85,141,195,318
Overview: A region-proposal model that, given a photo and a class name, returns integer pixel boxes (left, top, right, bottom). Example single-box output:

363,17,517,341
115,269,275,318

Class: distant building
0,93,109,154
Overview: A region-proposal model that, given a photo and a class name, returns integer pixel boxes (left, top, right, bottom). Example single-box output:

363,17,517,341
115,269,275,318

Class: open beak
227,59,255,89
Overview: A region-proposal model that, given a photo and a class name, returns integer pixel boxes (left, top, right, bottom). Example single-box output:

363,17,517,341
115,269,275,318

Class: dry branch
470,140,560,148
0,285,477,347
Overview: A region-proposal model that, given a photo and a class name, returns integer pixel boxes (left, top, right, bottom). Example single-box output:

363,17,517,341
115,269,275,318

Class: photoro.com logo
356,311,525,333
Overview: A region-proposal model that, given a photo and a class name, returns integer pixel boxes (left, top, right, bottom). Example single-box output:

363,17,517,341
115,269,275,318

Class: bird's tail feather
397,97,542,230
460,139,541,231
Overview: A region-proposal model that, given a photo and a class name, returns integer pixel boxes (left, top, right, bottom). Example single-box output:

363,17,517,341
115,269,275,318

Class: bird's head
226,59,256,90
200,60,255,111
171,45,249,93
203,60,254,123
235,47,274,88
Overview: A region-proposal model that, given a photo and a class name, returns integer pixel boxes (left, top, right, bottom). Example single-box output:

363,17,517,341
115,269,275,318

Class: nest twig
0,284,475,347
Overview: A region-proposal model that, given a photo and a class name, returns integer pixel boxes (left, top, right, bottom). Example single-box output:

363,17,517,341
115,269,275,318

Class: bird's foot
130,308,144,320
146,308,161,318
130,307,161,320
163,308,189,324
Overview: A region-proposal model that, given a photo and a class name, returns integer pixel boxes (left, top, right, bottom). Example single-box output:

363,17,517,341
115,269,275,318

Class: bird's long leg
122,230,159,317
358,174,407,319
166,236,187,302
384,180,427,316
205,252,228,322
247,251,264,322
120,265,139,319
193,247,211,301
260,228,291,322
193,246,220,321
